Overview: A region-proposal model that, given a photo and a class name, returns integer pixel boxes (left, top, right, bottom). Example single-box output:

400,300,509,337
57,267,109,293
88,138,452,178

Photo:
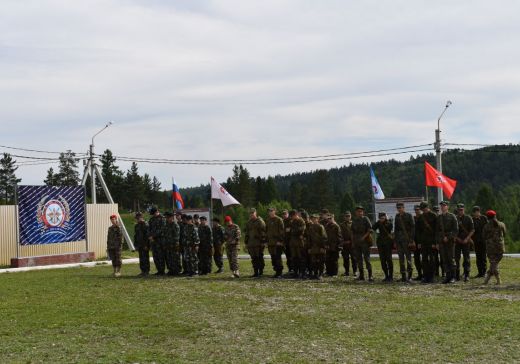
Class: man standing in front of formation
107,214,123,277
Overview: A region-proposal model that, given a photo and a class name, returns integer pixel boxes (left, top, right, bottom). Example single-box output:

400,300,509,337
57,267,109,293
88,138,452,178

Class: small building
374,197,425,223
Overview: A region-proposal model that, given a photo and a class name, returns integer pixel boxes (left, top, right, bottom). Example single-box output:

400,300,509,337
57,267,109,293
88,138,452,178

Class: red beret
486,210,496,218
110,214,118,220
224,215,232,222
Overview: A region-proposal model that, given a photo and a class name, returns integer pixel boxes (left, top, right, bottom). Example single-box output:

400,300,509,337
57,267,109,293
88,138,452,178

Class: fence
0,204,118,266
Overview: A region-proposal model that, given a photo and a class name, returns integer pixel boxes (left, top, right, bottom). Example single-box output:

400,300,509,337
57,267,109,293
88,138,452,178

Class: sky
1,0,520,189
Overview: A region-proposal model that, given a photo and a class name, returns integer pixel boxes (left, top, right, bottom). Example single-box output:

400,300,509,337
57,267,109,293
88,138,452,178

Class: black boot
382,269,389,282
252,269,259,278
455,269,460,281
388,266,394,282
357,270,365,281
463,271,469,282
401,273,407,282
368,268,374,282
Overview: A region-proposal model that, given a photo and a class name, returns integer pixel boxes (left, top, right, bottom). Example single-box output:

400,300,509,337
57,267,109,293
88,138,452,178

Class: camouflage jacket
163,221,180,248
339,221,353,244
213,224,225,246
325,221,342,251
373,220,393,245
134,221,149,250
351,216,372,245
283,218,291,245
107,225,123,250
198,225,213,248
245,217,267,247
148,215,165,244
394,213,415,242
266,215,285,246
224,223,241,245
289,217,306,246
457,214,475,241
179,222,187,247
184,224,200,247
415,211,437,245
483,219,506,255
307,223,327,254
472,215,488,243
436,212,458,243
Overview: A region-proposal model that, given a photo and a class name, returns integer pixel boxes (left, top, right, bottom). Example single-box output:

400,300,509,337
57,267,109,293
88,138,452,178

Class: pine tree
44,167,58,186
151,176,162,206
56,150,80,186
0,153,21,203
124,162,145,211
100,149,124,203
340,191,356,214
474,184,496,211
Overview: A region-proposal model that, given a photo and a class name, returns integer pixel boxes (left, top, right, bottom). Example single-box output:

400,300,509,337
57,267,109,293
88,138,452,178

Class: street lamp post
89,122,112,204
435,101,452,204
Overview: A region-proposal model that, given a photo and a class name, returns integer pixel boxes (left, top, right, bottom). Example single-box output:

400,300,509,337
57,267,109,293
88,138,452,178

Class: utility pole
435,100,452,204
81,122,135,250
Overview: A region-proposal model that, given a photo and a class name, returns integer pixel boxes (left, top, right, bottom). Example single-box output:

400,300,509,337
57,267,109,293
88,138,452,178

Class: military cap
433,206,440,212
419,202,429,209
472,206,481,212
440,201,449,206
249,208,257,214
378,212,387,218
321,208,329,214
193,214,200,219
396,202,405,208
325,213,334,219
135,212,143,218
181,214,188,219
486,210,497,218
267,207,275,212
355,206,364,211
281,209,289,214
149,207,158,214
164,211,173,217
344,211,352,216
289,210,298,216
311,213,320,219
200,216,207,221
456,203,465,209
186,215,193,221
301,211,309,219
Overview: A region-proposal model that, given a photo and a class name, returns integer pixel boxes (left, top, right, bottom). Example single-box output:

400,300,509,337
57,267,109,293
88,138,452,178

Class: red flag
424,162,457,199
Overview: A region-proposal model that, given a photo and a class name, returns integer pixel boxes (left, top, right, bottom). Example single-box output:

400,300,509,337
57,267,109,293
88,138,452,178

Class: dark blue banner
18,186,86,245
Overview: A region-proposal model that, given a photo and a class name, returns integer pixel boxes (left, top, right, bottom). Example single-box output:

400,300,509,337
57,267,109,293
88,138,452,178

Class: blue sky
1,1,520,188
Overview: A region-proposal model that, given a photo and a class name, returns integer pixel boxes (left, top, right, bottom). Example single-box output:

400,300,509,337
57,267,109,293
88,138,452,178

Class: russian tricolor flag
172,179,185,210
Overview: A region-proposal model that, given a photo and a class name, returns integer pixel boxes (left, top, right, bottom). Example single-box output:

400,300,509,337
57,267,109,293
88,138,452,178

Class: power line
0,144,86,155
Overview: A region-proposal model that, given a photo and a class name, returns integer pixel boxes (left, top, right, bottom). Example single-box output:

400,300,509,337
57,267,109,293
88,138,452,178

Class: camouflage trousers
455,242,471,277
395,239,413,275
152,243,167,274
309,253,325,276
268,244,284,274
184,245,199,275
341,244,357,275
247,245,265,272
213,243,224,270
377,242,393,277
165,245,181,275
289,242,306,274
198,245,213,274
414,246,422,277
440,240,455,277
325,250,339,276
474,239,487,276
354,242,372,278
420,245,436,280
137,247,150,273
226,243,240,272
108,247,122,268
284,240,294,272
487,253,503,275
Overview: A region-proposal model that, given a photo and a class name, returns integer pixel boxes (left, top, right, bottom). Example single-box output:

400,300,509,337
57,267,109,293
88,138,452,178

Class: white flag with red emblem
211,177,241,206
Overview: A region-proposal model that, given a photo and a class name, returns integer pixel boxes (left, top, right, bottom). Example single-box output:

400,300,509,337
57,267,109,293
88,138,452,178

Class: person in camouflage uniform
245,208,267,277
431,205,443,278
472,206,488,278
282,209,294,275
178,214,188,275
324,214,342,277
198,216,213,275
416,202,438,283
107,214,123,277
340,212,357,277
266,207,285,278
134,212,150,276
394,202,415,282
212,218,226,273
163,212,181,276
184,215,200,277
455,203,475,282
483,210,507,285
148,207,166,276
307,214,327,279
301,211,312,277
289,210,307,278
373,212,394,282
224,215,241,278
351,206,373,281
436,201,459,284
412,205,423,281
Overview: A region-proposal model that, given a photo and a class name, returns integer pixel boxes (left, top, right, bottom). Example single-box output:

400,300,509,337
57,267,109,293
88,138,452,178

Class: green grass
2,258,519,363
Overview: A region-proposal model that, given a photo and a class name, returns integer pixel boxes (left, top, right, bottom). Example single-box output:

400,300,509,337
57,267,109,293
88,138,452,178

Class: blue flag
370,167,385,200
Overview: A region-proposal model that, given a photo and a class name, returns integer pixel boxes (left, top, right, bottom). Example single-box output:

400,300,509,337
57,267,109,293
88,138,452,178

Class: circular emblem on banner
42,200,67,228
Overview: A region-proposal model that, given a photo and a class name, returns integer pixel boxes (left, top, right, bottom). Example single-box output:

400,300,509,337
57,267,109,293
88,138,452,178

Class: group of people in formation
106,200,507,285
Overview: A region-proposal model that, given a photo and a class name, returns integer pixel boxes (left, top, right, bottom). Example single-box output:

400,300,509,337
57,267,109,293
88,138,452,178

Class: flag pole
210,178,213,222
172,177,175,213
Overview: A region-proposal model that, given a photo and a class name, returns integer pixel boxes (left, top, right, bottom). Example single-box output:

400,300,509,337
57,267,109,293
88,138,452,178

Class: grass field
1,258,520,364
